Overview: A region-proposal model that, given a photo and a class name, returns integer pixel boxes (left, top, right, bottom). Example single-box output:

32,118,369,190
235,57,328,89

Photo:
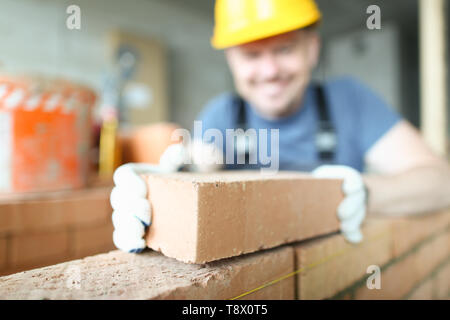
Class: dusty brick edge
0,246,294,300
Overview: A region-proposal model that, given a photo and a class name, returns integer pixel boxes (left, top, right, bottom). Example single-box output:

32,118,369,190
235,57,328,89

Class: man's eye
243,51,259,59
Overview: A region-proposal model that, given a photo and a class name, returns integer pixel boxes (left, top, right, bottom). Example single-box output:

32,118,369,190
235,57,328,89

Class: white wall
322,23,402,112
0,0,232,128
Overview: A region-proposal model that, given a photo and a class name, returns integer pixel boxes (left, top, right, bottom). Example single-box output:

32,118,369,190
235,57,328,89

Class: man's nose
258,53,280,80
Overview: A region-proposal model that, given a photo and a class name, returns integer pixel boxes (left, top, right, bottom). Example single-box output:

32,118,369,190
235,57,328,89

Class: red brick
392,209,450,258
145,171,342,263
294,219,393,300
0,247,295,300
0,187,112,234
9,230,70,267
0,237,7,271
0,204,16,235
71,223,115,258
355,230,449,299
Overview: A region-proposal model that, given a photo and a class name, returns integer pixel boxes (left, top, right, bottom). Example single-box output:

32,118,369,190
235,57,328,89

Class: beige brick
433,261,450,299
294,219,393,300
0,247,295,300
0,237,7,271
145,171,342,263
355,230,449,299
391,209,450,258
408,279,434,300
10,230,70,267
72,223,115,258
0,187,112,234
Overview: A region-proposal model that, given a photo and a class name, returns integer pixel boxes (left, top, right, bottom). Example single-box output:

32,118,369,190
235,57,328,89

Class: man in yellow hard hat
110,0,450,252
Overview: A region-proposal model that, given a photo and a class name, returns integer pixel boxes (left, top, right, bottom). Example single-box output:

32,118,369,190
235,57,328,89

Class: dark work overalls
232,84,337,171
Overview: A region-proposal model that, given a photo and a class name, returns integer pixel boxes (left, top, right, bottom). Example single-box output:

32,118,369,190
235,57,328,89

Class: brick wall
296,210,450,300
0,209,448,299
0,186,115,276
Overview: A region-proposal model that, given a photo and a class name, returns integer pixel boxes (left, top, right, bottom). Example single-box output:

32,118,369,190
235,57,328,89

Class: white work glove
111,144,187,253
189,140,224,172
111,163,166,253
312,165,367,244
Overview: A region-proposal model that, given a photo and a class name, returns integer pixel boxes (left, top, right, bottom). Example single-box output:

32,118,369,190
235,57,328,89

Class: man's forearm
363,164,450,218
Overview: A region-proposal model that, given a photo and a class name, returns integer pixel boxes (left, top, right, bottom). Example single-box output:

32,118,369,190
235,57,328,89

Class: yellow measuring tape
230,230,390,300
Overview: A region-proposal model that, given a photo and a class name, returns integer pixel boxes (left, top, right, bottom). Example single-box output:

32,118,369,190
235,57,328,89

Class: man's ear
224,48,235,69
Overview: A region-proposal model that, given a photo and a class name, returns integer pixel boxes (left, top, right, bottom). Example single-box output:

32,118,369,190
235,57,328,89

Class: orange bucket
0,74,96,193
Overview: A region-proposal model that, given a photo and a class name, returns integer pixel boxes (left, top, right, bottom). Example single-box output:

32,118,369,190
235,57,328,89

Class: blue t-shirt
195,77,401,173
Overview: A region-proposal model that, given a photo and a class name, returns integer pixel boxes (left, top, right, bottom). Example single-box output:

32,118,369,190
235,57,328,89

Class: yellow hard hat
212,0,321,49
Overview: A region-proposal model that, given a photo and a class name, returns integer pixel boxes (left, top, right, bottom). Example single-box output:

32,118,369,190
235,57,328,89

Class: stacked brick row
0,210,448,299
296,211,450,299
0,186,114,276
0,172,448,299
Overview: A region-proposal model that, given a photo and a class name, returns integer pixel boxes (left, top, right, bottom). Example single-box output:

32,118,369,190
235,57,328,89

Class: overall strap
235,95,247,131
234,95,250,163
315,84,337,162
234,84,337,164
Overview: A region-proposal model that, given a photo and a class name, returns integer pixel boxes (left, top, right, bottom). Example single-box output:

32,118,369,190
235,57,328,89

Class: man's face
225,29,320,119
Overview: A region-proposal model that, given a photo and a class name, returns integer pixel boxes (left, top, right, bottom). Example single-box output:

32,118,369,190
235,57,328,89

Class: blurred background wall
0,0,231,129
0,0,447,131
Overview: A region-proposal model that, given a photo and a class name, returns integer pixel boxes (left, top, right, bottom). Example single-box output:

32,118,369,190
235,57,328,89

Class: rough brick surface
355,230,449,299
294,219,393,300
391,210,450,258
145,171,342,263
0,253,72,276
0,187,112,234
0,247,294,300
